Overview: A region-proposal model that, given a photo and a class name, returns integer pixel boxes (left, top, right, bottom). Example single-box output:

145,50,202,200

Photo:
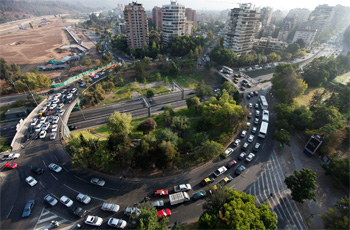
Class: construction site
0,16,101,84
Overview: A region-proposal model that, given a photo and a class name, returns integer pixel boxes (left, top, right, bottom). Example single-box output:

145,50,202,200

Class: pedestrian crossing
245,150,306,230
34,208,73,230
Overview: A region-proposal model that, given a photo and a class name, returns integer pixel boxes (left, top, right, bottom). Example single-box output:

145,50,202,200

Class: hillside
0,0,93,23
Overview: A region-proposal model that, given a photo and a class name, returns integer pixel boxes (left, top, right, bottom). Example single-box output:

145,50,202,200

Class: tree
169,61,180,76
138,118,157,135
196,140,224,161
186,96,201,112
93,59,101,67
319,196,350,229
135,61,145,78
195,80,213,101
107,112,132,135
157,129,179,146
273,129,290,146
163,76,169,85
284,168,317,203
295,38,306,48
136,203,168,230
157,141,179,168
322,158,349,187
146,89,155,98
199,188,278,229
155,72,162,81
267,52,281,62
171,116,190,135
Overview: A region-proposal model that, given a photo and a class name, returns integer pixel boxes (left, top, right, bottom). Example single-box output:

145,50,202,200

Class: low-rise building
253,36,287,52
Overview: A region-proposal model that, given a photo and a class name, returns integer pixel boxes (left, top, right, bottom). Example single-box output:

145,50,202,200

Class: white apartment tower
162,0,185,45
224,3,261,56
124,2,149,50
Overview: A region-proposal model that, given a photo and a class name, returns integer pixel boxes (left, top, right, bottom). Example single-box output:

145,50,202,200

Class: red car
4,162,18,169
64,85,70,89
154,189,168,197
157,209,171,220
226,160,237,169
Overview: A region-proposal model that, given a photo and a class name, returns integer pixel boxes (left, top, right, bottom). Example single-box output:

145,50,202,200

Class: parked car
22,200,35,217
60,195,74,207
44,194,58,206
255,110,260,117
253,143,261,152
174,184,192,192
49,104,57,110
48,163,62,173
31,118,38,126
90,178,105,186
239,152,247,160
76,193,91,204
247,134,254,143
40,116,47,124
107,218,127,229
248,103,252,109
247,112,252,119
50,132,56,140
226,160,237,169
254,103,259,109
70,204,87,218
59,109,65,116
101,202,120,212
25,176,37,186
224,147,233,157
42,122,50,131
151,200,164,207
235,165,246,175
4,162,18,169
2,153,20,161
254,118,259,124
219,175,233,186
192,190,206,201
124,207,141,216
242,142,249,151
51,124,58,132
154,189,168,197
252,127,257,134
157,209,171,220
32,167,44,175
85,215,103,226
39,130,47,139
213,166,227,177
246,153,255,162
201,176,215,186
35,124,42,133
240,130,247,138
53,116,59,124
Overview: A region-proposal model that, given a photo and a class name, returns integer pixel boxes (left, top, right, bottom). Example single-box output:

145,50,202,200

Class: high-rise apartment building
277,17,297,41
292,25,317,49
152,6,162,30
185,8,196,27
260,7,273,27
162,1,186,45
307,4,334,32
124,2,149,49
224,3,261,56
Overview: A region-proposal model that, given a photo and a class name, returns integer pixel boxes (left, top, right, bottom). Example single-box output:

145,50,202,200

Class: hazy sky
122,0,350,11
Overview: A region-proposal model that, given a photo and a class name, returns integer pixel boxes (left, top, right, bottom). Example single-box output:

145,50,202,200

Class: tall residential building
152,6,162,30
260,7,273,27
124,2,149,49
307,4,334,32
277,17,297,41
224,3,261,56
292,25,317,49
184,21,193,35
185,8,196,27
162,0,186,45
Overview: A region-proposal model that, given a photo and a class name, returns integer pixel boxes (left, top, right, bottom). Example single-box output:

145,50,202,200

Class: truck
169,192,190,205
174,184,191,192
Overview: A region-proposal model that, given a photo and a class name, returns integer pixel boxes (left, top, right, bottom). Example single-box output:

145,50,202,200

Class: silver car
44,194,58,206
90,178,105,187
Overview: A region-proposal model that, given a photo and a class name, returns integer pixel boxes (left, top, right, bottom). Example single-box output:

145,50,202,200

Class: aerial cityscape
0,0,349,229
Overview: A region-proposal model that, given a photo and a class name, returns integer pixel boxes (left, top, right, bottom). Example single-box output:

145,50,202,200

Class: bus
222,66,233,74
258,121,268,138
259,95,268,110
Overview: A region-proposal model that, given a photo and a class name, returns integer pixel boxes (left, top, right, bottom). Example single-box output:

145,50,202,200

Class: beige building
254,36,287,52
162,0,186,45
184,21,193,35
152,6,162,30
124,2,149,49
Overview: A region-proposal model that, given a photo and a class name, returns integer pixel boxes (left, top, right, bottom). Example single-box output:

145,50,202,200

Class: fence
51,61,116,88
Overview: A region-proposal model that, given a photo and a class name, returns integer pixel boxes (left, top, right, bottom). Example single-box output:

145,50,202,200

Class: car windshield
93,217,98,224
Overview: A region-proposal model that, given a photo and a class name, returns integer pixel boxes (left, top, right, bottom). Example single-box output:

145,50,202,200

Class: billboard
303,133,324,157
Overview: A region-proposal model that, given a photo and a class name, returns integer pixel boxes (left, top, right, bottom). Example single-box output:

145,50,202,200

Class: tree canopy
320,196,350,230
107,112,133,135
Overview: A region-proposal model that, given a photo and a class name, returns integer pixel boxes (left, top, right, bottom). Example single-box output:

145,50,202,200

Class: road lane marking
50,173,58,181
36,215,58,224
245,169,250,174
39,181,46,189
6,205,14,218
54,155,59,161
62,166,68,172
42,160,46,168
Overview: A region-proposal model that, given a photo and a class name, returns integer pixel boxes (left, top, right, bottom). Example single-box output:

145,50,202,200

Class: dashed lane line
50,173,58,181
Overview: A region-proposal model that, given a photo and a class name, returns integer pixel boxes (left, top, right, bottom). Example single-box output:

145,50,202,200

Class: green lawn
331,72,350,86
70,129,94,140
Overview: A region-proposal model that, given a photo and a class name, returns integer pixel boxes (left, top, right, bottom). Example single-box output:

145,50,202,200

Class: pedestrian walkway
34,208,72,230
245,150,306,230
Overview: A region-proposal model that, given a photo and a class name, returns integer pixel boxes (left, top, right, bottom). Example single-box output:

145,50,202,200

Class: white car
2,153,21,161
46,102,51,107
67,94,73,99
71,88,77,93
246,153,255,162
239,152,247,160
224,148,233,157
174,184,192,192
53,116,59,124
40,116,47,124
85,215,103,226
213,166,227,177
94,75,99,79
48,163,62,173
57,103,64,110
90,178,105,186
56,93,62,97
241,130,247,137
39,130,47,139
31,118,38,126
44,194,58,206
252,127,257,134
233,139,241,147
51,124,58,132
60,195,74,207
76,193,91,204
42,122,50,131
101,203,120,212
247,134,254,143
246,122,251,128
49,104,57,110
254,118,259,124
255,103,259,109
255,110,260,117
50,132,56,140
248,103,252,109
59,109,65,116
108,218,127,229
35,124,42,132
39,107,47,113
25,176,37,187
253,143,261,152
52,99,60,104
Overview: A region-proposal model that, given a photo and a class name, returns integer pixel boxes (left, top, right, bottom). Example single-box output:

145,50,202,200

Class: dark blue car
22,200,35,217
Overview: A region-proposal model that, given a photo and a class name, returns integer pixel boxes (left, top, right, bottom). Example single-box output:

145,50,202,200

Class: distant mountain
0,0,94,23
58,0,116,9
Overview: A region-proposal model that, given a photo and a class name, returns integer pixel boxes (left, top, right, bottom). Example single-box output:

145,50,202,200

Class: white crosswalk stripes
245,150,306,229
34,208,71,230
